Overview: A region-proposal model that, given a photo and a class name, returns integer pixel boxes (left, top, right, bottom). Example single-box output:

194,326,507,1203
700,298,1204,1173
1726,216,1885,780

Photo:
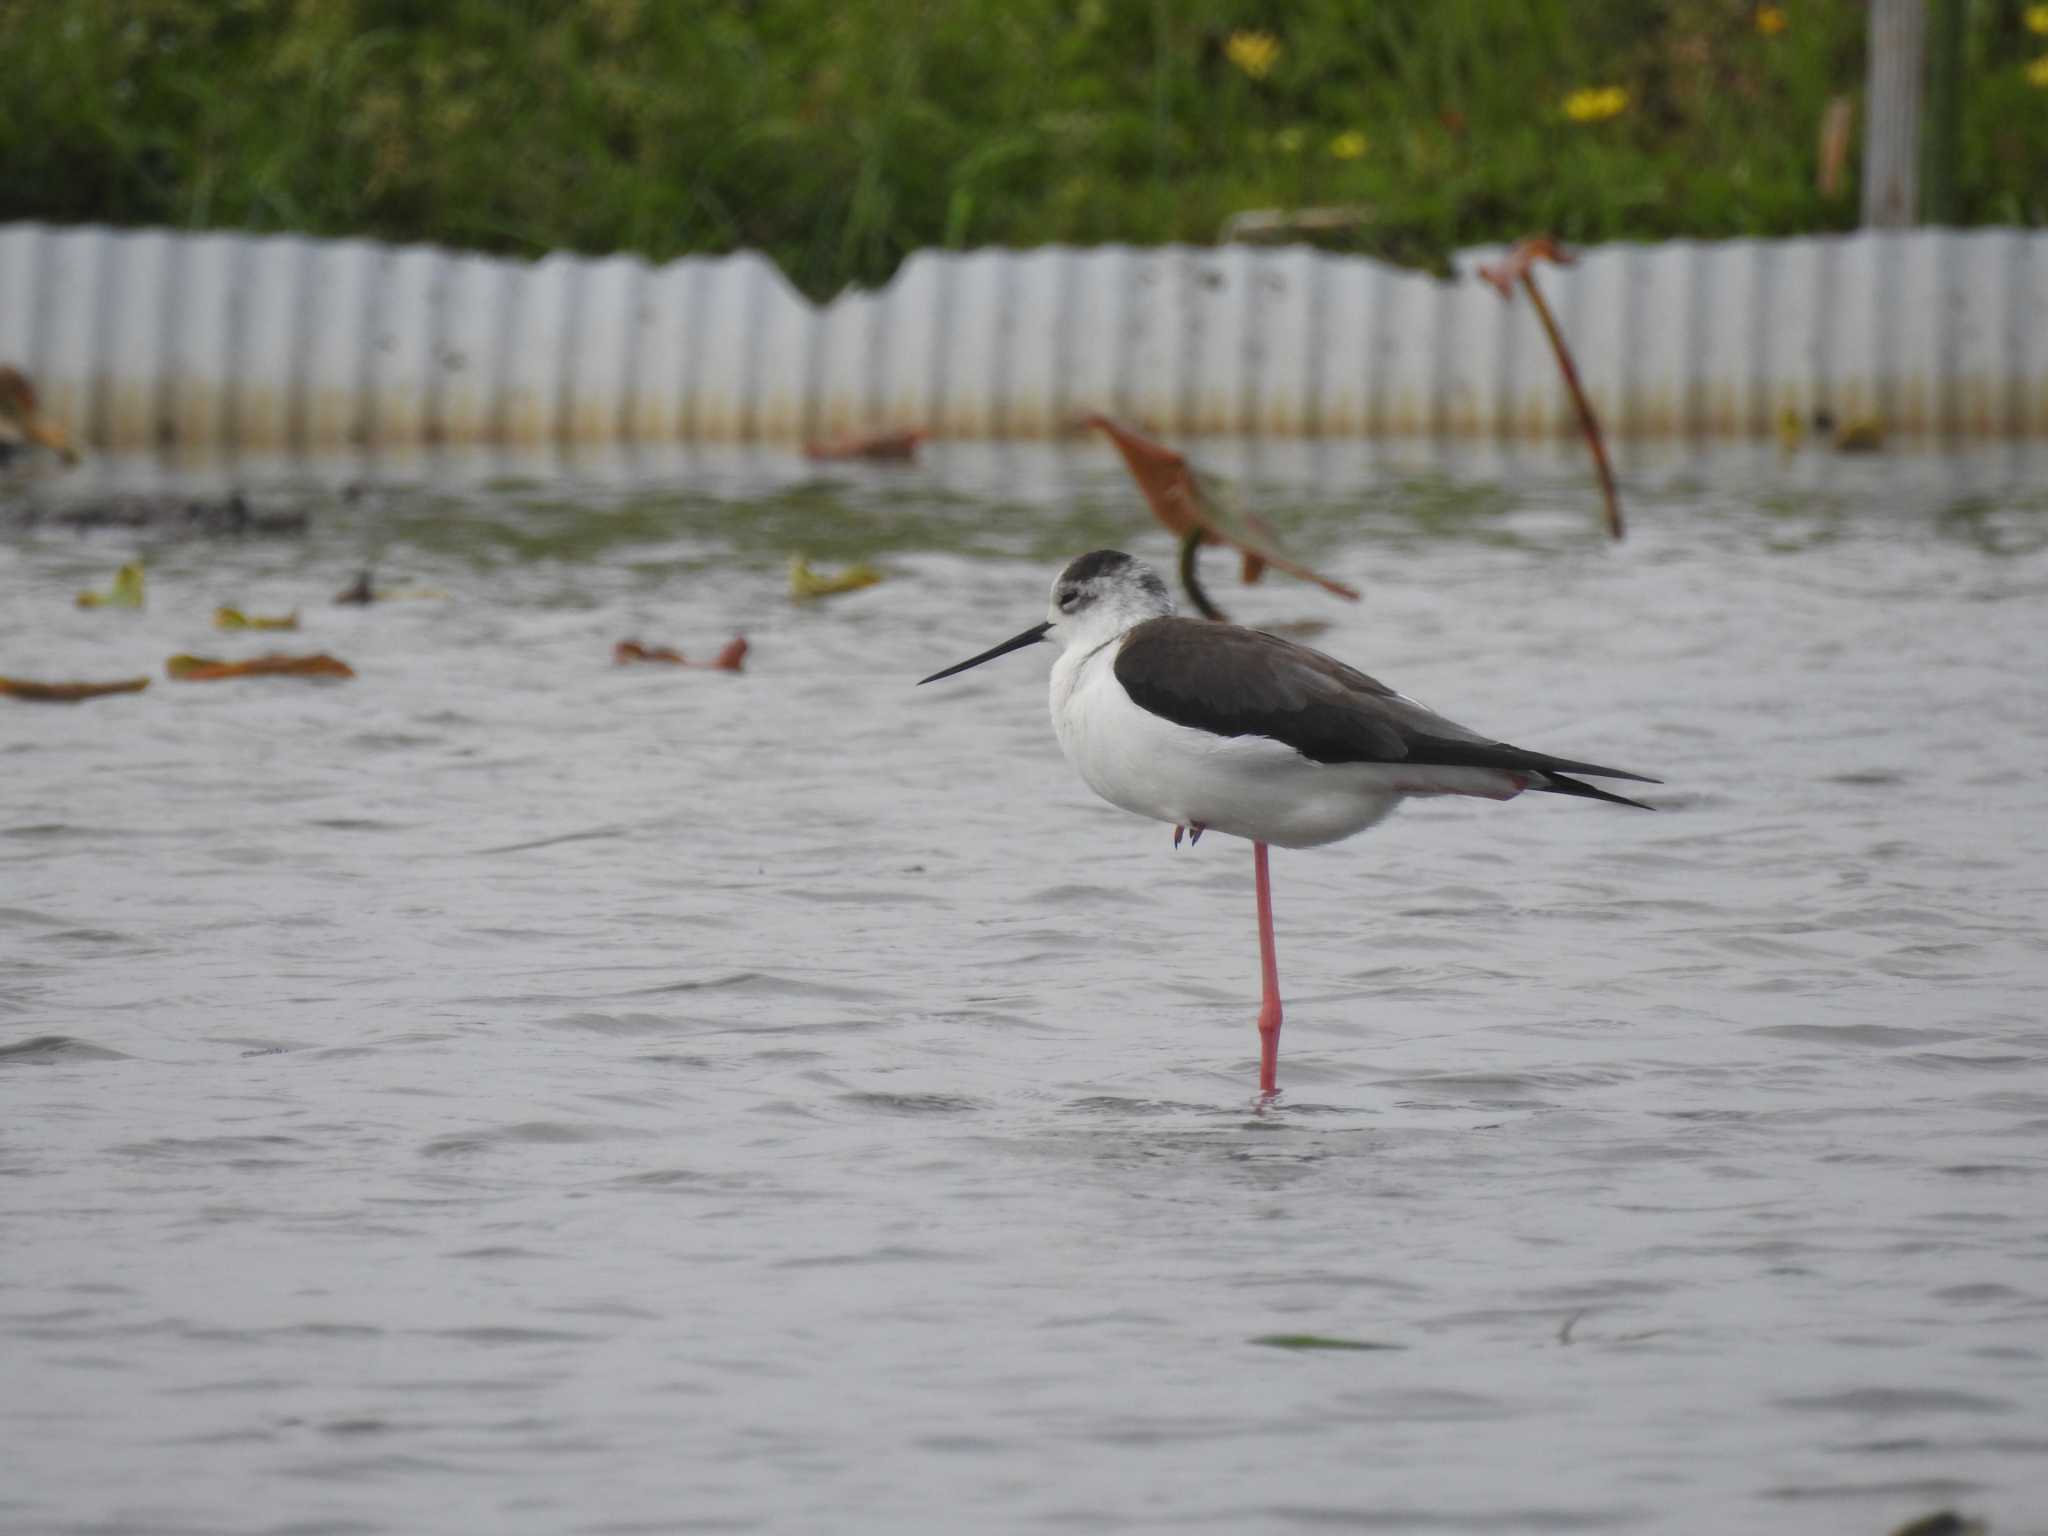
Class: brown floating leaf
615,640,687,665
166,652,354,682
804,426,927,462
614,637,747,672
0,365,80,466
1077,414,1359,600
0,674,150,703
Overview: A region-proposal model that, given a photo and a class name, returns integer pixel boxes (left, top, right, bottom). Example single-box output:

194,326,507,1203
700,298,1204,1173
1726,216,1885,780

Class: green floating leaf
1250,1334,1405,1352
789,555,883,601
75,562,145,609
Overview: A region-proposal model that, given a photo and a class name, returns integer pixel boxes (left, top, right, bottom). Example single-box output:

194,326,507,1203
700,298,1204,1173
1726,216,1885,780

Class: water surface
4,440,2046,1534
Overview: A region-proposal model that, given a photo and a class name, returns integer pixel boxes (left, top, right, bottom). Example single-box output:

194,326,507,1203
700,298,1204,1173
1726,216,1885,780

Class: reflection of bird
0,366,79,473
920,550,1657,1100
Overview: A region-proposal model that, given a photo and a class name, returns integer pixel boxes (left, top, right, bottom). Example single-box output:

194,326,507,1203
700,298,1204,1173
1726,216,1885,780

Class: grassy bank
3,0,2046,299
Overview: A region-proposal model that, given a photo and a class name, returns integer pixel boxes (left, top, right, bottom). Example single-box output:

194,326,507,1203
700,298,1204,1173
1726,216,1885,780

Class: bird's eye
1058,590,1080,612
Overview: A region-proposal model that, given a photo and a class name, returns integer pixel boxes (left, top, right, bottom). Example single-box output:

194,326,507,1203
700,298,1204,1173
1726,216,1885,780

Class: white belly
1049,646,1524,850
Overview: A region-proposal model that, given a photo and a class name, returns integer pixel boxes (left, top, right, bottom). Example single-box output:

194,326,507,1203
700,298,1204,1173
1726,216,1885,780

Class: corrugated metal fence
2,223,2044,449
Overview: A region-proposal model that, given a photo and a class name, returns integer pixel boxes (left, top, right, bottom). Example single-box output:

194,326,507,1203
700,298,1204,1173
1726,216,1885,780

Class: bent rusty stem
1519,269,1624,541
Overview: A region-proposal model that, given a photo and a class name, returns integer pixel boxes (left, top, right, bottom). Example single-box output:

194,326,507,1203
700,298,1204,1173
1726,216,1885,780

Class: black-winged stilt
920,549,1658,1100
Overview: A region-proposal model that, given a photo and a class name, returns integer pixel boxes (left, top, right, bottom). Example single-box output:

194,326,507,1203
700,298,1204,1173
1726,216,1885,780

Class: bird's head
918,550,1174,685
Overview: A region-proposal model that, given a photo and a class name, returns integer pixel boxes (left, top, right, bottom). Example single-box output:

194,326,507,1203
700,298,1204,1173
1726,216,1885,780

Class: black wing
1112,617,1659,797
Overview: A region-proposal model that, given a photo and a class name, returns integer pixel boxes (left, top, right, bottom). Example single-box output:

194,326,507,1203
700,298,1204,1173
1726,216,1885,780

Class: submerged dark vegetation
3,0,2046,301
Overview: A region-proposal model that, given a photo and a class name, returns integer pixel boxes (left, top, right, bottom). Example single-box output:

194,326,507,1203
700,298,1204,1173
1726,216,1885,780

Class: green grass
3,0,2045,300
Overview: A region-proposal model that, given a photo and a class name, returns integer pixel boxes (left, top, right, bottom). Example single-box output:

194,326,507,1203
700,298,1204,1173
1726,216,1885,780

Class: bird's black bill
917,621,1052,685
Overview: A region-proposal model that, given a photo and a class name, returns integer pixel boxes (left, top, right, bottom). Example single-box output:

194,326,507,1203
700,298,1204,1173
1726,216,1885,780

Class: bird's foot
1172,823,1206,849
1173,824,1184,848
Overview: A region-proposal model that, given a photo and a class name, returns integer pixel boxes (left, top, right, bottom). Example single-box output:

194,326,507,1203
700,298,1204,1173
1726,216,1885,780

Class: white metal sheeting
2,222,2043,448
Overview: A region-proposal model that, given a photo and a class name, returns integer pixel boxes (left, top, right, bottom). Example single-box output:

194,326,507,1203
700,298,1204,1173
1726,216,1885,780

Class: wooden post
1862,0,1928,228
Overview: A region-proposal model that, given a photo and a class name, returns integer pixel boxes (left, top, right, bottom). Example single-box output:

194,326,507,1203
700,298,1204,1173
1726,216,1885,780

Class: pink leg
1253,841,1282,1097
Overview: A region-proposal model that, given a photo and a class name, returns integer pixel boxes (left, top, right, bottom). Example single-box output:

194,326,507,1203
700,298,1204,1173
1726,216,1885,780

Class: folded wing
1113,618,1659,802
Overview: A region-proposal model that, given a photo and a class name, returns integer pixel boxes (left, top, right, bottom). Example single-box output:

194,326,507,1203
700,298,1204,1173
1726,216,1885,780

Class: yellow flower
2026,5,2048,35
1562,86,1629,123
1224,30,1281,80
1327,130,1368,160
2029,54,2048,87
1756,5,1788,35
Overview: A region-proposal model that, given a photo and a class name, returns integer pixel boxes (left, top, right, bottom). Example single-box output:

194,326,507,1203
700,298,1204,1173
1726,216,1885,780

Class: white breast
1045,638,1498,850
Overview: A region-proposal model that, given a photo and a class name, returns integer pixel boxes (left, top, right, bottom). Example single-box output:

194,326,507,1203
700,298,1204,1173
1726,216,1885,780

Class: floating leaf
1250,1334,1405,1352
1777,407,1886,455
0,674,149,703
334,570,444,604
215,606,300,631
166,652,354,681
615,639,687,665
1079,415,1359,601
790,557,882,601
74,562,145,609
0,365,79,465
614,636,748,671
804,426,926,462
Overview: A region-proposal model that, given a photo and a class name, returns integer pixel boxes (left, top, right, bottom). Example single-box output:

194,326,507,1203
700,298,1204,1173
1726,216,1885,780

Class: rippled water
4,440,2047,1535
